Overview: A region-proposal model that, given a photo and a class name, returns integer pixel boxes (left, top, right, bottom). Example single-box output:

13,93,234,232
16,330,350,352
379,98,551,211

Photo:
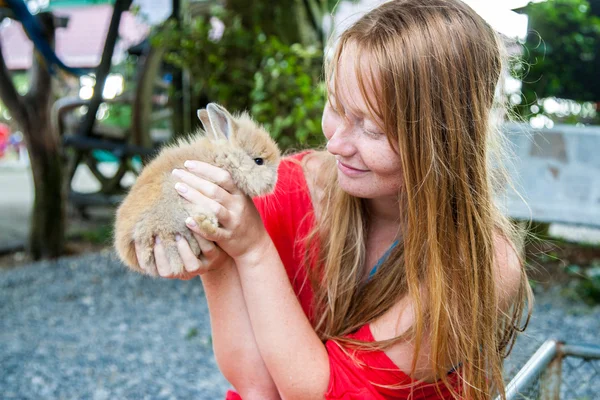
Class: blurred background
0,0,599,399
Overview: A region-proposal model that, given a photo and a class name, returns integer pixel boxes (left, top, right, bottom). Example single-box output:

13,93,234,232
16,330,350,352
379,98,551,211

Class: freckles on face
322,46,403,199
345,139,403,199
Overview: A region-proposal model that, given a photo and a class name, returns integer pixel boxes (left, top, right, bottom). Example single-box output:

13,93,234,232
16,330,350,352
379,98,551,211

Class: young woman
139,0,532,398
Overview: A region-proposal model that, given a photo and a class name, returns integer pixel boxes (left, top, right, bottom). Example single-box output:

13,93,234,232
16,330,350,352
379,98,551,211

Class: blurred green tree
515,0,600,121
225,0,319,47
156,1,340,149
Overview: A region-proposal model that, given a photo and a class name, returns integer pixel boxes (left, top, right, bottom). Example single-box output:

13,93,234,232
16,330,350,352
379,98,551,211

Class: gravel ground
1,250,231,400
1,250,599,399
502,286,600,399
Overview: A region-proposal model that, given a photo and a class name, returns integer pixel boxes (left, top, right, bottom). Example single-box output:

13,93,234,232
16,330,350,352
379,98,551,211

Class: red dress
225,152,460,399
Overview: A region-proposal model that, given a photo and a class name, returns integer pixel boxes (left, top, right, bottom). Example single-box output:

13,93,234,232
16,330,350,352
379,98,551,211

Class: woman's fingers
135,225,230,280
193,232,219,260
152,233,224,279
185,216,230,243
190,229,231,274
171,168,229,204
174,182,230,225
182,160,241,194
153,237,172,277
152,237,193,280
176,234,202,273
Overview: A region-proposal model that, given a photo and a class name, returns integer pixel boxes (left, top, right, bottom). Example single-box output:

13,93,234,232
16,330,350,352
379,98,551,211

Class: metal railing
501,340,600,400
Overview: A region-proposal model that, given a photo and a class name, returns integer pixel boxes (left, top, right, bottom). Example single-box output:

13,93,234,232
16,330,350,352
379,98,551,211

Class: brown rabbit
114,103,281,276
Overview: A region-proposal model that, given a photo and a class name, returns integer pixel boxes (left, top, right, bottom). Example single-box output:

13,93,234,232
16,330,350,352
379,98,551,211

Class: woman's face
322,46,403,200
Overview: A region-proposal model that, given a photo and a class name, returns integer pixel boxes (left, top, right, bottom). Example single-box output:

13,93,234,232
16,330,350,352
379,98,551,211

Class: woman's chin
336,173,373,198
336,171,402,200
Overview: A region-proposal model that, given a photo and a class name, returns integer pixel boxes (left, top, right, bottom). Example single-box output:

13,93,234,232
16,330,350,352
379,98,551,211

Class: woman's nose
326,122,355,157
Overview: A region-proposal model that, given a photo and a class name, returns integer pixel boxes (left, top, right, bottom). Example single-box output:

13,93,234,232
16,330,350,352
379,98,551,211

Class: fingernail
184,160,196,169
175,182,188,193
189,261,201,272
155,236,161,244
175,234,182,241
185,217,197,227
172,168,183,177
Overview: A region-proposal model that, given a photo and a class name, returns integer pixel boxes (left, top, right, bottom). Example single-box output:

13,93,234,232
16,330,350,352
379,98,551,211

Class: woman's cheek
321,107,337,141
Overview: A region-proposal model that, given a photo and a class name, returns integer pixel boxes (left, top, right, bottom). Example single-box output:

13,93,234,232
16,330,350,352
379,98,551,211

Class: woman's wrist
198,257,236,280
233,233,276,268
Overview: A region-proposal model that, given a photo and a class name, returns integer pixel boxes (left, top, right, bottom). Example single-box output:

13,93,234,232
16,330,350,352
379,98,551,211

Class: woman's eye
362,124,382,137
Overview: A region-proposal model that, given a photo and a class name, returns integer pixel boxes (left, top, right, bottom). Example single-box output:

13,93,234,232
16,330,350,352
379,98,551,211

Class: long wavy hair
304,0,533,398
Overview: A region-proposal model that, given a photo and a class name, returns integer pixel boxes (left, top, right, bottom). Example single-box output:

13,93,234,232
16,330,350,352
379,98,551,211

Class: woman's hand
172,160,272,263
134,231,232,280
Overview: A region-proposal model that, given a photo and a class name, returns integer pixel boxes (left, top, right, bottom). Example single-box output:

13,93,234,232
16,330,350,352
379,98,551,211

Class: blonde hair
305,0,532,398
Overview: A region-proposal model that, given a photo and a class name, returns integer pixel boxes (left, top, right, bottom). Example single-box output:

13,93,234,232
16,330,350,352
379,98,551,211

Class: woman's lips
337,160,369,177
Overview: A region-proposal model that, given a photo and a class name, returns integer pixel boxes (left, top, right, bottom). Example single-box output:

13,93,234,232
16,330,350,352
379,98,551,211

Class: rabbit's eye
254,158,264,166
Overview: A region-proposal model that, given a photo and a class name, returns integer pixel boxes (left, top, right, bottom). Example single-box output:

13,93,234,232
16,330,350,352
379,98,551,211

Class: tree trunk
0,12,65,259
23,107,66,259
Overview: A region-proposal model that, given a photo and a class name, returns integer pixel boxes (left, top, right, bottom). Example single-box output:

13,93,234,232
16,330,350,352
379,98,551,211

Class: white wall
501,123,600,227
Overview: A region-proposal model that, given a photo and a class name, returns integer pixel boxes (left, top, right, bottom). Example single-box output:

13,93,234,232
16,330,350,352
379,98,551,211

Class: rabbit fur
114,103,281,276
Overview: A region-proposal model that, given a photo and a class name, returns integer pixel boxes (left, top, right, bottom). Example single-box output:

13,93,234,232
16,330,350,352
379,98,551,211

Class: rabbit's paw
182,229,202,257
136,230,203,276
193,213,219,234
155,234,185,276
161,230,203,275
135,233,158,276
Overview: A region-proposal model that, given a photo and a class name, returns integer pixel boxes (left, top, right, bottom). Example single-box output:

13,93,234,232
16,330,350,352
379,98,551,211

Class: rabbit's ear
197,109,219,139
206,103,236,140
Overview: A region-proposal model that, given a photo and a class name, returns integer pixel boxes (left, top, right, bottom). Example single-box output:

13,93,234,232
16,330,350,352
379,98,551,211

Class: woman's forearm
171,159,328,397
200,260,280,399
234,240,330,400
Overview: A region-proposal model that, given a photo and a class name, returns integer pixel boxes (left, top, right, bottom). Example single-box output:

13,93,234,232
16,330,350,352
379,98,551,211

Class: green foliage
563,262,600,305
76,224,113,245
12,73,29,95
250,38,326,149
101,103,132,129
155,9,257,110
152,7,326,150
515,0,600,120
